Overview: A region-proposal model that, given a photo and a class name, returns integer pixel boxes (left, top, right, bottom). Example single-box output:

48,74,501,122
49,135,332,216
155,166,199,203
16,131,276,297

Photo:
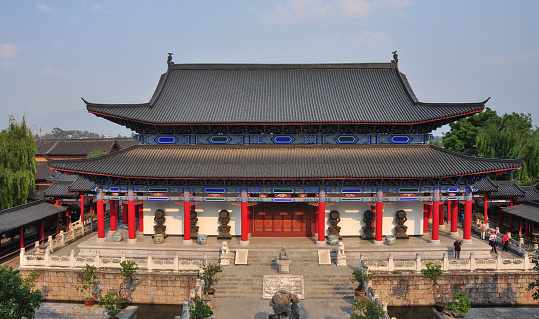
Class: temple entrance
251,202,313,237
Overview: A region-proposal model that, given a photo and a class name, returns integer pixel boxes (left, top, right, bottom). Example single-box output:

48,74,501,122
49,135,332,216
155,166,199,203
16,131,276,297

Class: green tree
0,116,37,209
86,150,108,158
443,107,498,156
0,265,43,319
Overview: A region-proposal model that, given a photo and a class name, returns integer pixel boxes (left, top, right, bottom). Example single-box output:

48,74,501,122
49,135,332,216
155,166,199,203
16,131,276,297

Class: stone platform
34,303,137,319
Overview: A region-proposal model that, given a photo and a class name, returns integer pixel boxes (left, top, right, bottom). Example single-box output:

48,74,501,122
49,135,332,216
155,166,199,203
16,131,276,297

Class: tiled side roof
46,139,117,156
85,63,486,125
43,174,78,197
520,184,539,203
473,177,498,192
68,176,95,192
36,162,54,181
35,139,59,154
0,201,67,233
115,138,139,149
502,202,539,223
489,179,526,198
47,144,522,180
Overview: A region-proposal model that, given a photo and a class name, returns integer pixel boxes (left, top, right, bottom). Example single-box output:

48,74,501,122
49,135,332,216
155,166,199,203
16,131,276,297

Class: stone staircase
212,249,358,299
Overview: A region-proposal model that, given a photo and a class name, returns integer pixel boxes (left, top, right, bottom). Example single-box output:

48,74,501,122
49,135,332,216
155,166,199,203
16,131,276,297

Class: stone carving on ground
217,209,232,240
362,210,375,240
328,210,341,238
220,241,230,266
277,246,292,274
395,210,409,239
269,289,300,319
336,241,347,266
153,209,167,238
190,209,199,237
263,275,304,300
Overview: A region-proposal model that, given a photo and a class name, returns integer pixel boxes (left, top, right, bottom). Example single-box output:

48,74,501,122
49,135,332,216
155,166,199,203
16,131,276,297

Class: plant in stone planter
351,266,375,296
421,262,444,310
201,263,223,294
99,292,124,319
350,296,386,319
445,291,471,318
119,260,139,303
74,264,98,307
189,295,213,319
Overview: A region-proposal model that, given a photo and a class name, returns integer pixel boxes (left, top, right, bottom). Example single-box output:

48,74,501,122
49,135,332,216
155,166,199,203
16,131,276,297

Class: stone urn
153,233,165,244
327,235,339,246
197,234,208,245
112,231,123,242
385,235,396,245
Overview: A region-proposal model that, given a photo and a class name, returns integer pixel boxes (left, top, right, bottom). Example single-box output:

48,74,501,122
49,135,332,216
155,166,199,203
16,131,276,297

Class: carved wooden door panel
251,202,312,237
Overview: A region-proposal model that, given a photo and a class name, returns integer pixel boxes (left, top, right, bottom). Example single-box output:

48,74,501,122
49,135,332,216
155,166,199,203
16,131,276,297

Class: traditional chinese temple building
48,55,523,246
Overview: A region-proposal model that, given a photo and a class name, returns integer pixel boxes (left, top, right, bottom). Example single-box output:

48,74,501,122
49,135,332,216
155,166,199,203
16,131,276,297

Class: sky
1,1,538,138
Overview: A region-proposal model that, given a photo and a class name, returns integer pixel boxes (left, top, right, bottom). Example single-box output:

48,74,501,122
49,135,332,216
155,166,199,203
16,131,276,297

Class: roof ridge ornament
392,51,398,63
167,53,174,66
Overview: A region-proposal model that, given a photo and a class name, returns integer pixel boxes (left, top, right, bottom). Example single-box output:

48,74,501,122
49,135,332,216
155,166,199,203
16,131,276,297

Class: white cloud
90,4,111,13
0,43,19,59
487,50,539,65
347,30,391,47
36,4,55,12
336,0,373,18
274,0,330,21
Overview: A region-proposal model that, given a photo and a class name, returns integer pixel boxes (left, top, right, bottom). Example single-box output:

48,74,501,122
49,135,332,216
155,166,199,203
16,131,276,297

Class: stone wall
20,269,197,305
371,272,536,306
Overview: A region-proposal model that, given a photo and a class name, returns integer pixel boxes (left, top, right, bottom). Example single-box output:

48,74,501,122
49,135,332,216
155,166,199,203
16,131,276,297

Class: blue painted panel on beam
447,187,460,193
156,136,177,144
398,197,419,201
341,188,363,194
204,188,226,193
273,135,293,144
109,187,121,193
391,135,411,144
273,198,294,202
148,197,170,201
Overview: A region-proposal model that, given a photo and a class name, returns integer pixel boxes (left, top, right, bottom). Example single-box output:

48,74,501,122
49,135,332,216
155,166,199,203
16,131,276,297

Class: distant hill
35,127,129,139
428,136,444,147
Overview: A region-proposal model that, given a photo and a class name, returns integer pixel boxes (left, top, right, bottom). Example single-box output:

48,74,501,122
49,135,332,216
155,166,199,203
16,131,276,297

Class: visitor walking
453,238,462,258
502,231,510,251
489,231,498,253
481,221,489,240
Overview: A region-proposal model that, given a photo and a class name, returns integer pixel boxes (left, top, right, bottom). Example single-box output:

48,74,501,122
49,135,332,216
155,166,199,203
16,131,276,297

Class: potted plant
444,291,471,318
189,295,213,319
201,263,223,294
350,296,386,319
99,292,124,319
351,266,375,296
421,262,444,311
74,264,98,307
119,260,139,305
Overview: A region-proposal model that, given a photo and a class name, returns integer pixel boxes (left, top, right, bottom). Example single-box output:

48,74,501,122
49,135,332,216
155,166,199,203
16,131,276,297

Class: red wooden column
463,188,473,242
110,200,117,232
97,190,105,241
138,202,144,233
451,200,458,234
240,191,249,245
40,219,45,242
447,201,452,222
526,220,530,238
317,190,326,245
431,188,440,244
519,218,523,235
423,203,429,234
499,210,504,228
55,199,59,206
127,189,137,243
183,191,192,244
80,194,85,225
439,201,445,227
20,226,24,249
483,193,488,222
510,197,514,208
375,189,384,244
122,201,128,225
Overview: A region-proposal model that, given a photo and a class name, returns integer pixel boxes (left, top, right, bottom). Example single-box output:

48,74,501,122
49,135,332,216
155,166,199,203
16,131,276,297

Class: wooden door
252,202,312,237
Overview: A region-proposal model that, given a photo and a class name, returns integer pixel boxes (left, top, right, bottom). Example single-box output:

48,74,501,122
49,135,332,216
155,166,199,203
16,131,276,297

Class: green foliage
120,260,139,278
0,265,43,319
189,296,213,319
351,266,375,287
201,263,223,289
443,107,498,156
73,264,98,300
421,262,442,285
350,297,386,319
0,116,36,210
473,212,484,223
445,291,471,316
86,150,108,158
99,292,124,317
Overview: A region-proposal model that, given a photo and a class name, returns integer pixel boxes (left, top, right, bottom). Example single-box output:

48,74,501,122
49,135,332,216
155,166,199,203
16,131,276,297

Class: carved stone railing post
95,251,101,269
442,252,449,271
415,253,421,273
121,252,126,263
469,252,475,271
524,253,530,270
388,253,394,272
519,238,524,256
174,255,179,271
148,255,153,272
20,247,25,266
69,249,75,268
60,230,65,246
44,248,50,267
35,241,39,251
48,235,54,252
496,252,502,271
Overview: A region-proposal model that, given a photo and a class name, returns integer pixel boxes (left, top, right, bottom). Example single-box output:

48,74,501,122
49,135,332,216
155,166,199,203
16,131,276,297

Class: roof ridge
0,200,44,215
431,145,524,164
170,62,394,70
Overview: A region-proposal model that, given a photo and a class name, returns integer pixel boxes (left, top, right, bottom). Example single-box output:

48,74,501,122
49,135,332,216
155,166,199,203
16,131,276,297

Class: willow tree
0,116,37,209
476,112,539,185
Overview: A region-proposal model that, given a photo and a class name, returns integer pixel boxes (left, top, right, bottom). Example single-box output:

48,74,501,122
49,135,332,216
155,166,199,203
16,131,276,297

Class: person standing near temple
502,231,510,251
453,238,462,258
481,220,489,240
489,230,498,253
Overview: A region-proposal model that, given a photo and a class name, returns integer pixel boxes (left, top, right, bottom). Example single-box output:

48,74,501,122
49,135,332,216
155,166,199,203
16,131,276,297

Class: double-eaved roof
85,62,487,130
47,144,521,182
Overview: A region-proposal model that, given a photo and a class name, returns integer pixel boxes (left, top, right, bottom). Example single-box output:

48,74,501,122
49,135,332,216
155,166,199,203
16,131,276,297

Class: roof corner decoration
391,50,398,64
167,52,174,66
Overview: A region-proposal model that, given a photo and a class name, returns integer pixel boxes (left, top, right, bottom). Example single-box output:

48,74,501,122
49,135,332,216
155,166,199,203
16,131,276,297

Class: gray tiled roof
0,200,67,233
85,63,487,125
502,202,539,223
68,176,95,191
45,139,118,156
36,162,54,181
47,144,522,180
489,180,526,198
43,174,95,196
473,177,498,192
520,184,539,203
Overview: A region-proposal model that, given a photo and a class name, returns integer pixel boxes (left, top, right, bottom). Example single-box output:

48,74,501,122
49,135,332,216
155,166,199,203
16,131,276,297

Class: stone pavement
33,302,137,319
211,297,355,319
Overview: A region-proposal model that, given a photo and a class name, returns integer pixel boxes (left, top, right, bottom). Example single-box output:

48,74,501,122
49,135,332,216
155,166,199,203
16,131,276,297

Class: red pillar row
122,202,128,225
432,200,440,241
184,192,191,241
451,200,458,233
241,199,248,243
97,198,105,239
463,192,472,241
423,204,429,234
483,193,488,222
318,190,326,242
138,203,144,233
128,198,136,240
439,202,444,227
80,194,85,225
20,226,24,249
375,190,383,243
110,200,117,232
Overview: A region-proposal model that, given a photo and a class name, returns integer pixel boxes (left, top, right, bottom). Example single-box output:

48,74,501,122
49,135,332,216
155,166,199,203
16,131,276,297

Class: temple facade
48,55,522,246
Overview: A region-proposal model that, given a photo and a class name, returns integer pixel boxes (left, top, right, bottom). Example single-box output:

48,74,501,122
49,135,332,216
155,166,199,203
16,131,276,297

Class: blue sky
1,1,538,137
